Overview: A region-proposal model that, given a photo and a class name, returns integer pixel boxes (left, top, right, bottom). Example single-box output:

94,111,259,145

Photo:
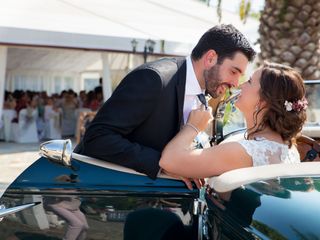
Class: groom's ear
204,50,218,69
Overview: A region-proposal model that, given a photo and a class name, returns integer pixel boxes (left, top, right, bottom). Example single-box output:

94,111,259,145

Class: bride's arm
160,109,252,178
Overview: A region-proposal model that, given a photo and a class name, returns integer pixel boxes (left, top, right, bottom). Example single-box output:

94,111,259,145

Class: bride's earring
255,100,261,112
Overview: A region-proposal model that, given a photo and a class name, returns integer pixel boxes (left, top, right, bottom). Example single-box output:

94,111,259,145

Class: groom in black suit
74,24,255,181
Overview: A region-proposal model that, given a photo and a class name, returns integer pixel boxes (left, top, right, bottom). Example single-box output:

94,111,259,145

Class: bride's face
235,68,262,114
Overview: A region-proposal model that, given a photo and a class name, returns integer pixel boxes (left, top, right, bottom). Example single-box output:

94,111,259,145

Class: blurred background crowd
1,84,103,143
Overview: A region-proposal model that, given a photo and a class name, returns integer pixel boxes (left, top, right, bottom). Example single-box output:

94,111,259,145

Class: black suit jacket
74,57,187,179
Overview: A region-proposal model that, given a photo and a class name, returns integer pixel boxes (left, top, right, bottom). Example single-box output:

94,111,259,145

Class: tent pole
0,46,7,128
101,52,113,102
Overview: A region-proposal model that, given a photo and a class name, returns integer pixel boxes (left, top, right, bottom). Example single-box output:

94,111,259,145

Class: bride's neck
245,111,284,143
248,126,270,137
247,125,285,143
244,112,262,132
245,115,270,138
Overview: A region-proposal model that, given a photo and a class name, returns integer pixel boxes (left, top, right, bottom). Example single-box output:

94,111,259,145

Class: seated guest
44,97,62,139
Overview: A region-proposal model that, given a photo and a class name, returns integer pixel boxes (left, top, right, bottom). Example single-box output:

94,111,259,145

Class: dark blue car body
0,80,319,240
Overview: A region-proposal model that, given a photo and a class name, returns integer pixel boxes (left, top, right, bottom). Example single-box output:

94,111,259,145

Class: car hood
216,176,320,239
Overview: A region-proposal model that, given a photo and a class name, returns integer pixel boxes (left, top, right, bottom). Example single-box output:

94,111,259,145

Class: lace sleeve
238,140,270,166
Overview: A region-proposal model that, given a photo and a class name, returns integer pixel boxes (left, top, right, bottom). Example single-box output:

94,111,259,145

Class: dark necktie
197,94,208,110
197,93,214,147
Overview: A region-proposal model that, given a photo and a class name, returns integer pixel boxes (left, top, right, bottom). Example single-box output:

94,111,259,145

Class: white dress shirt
183,56,204,124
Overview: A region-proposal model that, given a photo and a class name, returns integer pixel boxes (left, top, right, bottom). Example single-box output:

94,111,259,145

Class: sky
209,0,265,14
207,0,265,53
209,0,265,72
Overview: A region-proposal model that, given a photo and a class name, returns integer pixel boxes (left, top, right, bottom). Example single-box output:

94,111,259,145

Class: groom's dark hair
191,24,256,63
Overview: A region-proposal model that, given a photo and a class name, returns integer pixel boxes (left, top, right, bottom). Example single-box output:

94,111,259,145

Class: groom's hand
162,169,204,190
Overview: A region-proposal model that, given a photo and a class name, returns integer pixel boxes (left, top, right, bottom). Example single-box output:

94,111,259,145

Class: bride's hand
187,106,213,132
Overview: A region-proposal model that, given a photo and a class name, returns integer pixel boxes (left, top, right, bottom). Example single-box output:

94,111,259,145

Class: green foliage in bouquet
223,91,233,126
223,102,233,126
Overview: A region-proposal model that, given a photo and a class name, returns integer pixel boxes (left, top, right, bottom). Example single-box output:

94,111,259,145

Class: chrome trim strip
305,80,320,84
72,153,177,179
0,202,38,218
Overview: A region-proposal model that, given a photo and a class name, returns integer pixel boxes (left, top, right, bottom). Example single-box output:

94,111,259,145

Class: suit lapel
176,58,187,130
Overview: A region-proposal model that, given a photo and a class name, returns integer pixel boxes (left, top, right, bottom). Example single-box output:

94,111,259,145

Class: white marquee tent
0,0,259,121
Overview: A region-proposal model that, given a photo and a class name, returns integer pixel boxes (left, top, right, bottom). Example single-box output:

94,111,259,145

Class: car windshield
222,81,320,137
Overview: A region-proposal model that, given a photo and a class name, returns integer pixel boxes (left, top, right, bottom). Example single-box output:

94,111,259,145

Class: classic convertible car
0,81,319,240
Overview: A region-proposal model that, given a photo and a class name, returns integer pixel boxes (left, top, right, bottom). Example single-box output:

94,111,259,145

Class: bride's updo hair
251,62,307,147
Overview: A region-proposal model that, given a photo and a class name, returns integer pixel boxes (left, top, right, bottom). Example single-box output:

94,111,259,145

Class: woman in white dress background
160,62,308,187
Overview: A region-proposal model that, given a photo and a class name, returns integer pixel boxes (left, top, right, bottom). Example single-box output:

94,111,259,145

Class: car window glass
223,106,245,136
305,83,320,125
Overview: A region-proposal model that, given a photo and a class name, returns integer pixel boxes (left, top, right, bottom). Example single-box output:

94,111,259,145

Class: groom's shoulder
143,57,185,78
136,57,183,71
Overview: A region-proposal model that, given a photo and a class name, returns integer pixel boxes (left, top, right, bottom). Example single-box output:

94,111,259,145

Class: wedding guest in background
78,90,87,109
44,97,62,139
61,90,77,137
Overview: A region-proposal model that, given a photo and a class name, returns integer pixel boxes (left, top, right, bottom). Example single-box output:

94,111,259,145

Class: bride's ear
255,99,267,112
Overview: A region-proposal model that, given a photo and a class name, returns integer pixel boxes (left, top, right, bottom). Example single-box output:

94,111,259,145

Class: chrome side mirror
39,139,72,167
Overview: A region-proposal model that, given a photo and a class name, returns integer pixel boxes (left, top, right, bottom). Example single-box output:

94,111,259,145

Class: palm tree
214,0,320,79
258,0,320,80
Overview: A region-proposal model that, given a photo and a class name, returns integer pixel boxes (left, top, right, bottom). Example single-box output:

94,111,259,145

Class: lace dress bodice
238,137,300,166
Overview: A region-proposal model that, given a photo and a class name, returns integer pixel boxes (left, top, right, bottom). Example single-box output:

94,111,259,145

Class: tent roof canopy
7,47,102,73
0,0,259,55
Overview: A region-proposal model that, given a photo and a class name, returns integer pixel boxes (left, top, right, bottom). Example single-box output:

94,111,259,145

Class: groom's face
204,52,248,98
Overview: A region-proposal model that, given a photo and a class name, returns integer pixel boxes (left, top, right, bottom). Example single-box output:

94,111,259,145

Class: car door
0,155,200,240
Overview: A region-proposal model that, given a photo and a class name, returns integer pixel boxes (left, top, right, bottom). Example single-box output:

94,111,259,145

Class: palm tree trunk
258,0,320,79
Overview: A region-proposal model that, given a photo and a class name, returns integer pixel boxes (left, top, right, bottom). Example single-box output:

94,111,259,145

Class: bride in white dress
160,62,307,188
